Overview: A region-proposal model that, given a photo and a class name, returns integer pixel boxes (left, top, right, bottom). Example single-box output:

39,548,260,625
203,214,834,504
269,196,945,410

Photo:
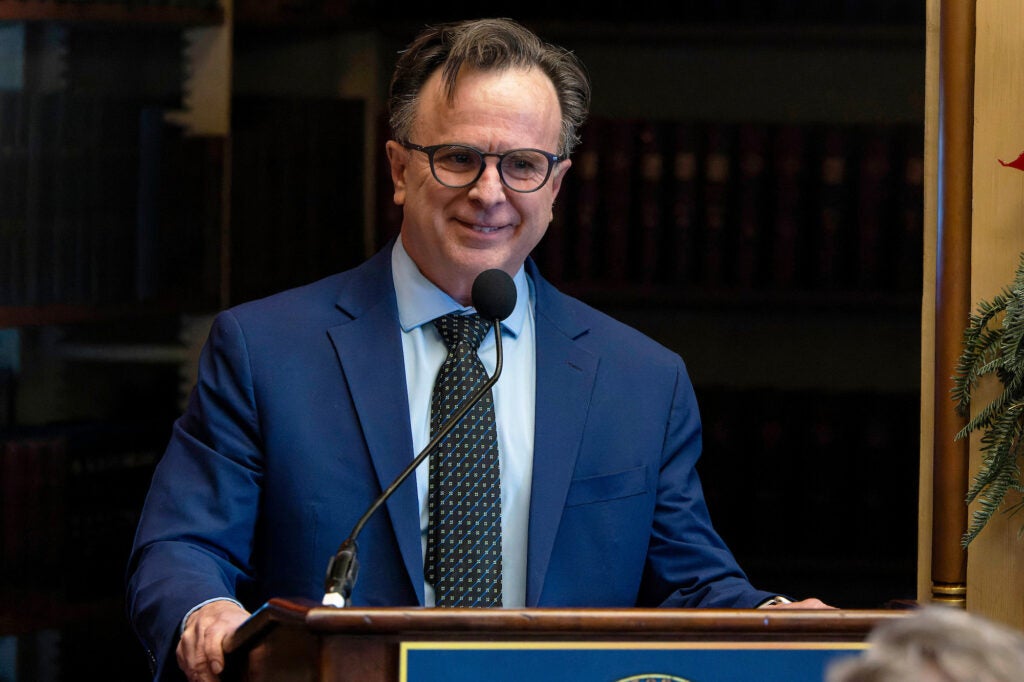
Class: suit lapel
525,269,598,605
325,246,425,604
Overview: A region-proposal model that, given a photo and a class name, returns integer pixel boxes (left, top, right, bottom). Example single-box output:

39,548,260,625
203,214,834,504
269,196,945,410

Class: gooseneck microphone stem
323,318,503,606
337,315,501,544
323,269,516,607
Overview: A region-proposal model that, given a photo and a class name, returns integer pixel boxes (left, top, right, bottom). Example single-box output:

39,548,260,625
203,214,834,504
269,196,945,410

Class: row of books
0,420,167,596
0,91,135,307
0,90,372,311
0,91,220,309
527,116,924,297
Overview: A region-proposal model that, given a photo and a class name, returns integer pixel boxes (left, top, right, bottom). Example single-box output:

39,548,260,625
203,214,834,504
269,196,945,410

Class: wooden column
930,0,974,608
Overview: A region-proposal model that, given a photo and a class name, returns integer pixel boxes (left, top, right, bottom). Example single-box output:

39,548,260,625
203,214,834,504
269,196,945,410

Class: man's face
386,66,570,305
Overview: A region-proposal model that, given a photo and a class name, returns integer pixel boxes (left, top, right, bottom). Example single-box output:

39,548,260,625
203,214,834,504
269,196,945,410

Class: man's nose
468,159,508,203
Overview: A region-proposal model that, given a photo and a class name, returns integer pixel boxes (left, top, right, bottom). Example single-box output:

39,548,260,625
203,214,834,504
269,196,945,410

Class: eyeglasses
401,141,566,193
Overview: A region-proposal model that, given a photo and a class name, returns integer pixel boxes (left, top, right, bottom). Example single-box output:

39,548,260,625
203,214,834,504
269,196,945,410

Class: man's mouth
473,225,504,233
458,218,509,234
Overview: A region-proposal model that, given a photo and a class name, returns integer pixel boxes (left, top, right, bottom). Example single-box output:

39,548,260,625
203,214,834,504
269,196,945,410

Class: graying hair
388,18,591,157
826,607,1024,682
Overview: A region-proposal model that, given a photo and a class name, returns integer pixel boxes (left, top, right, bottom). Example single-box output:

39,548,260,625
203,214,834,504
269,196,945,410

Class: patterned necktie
425,313,503,607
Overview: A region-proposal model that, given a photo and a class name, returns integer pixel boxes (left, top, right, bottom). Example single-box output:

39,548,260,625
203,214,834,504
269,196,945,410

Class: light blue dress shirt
392,237,536,608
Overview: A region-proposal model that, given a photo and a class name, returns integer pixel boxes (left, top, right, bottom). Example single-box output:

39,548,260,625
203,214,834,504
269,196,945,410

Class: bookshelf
0,3,229,680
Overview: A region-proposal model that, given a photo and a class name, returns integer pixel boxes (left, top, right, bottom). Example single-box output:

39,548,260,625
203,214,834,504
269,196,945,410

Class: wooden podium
223,599,906,682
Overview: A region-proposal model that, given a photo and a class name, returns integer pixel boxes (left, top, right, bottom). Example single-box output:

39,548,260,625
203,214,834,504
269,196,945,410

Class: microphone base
322,591,347,608
323,540,359,608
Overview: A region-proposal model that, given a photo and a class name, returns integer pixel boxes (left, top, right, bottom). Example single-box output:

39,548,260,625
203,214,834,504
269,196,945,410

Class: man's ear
385,140,408,206
549,158,572,201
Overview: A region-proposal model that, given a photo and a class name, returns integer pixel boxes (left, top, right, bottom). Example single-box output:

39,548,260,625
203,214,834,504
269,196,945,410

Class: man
126,17,827,682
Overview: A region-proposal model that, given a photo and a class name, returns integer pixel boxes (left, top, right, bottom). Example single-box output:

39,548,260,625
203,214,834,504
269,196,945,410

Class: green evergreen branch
953,251,1024,547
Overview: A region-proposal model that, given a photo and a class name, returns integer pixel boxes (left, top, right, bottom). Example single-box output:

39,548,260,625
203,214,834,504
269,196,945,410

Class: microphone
322,268,517,607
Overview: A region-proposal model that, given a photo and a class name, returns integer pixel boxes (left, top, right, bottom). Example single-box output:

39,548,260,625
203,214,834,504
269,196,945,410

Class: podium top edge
224,599,909,644
309,607,904,633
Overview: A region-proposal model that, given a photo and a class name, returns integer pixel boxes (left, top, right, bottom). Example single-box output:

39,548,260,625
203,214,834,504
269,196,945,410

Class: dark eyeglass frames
401,141,566,193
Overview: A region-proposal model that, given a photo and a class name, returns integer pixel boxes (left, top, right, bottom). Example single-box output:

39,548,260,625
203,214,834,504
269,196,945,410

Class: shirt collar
392,236,529,338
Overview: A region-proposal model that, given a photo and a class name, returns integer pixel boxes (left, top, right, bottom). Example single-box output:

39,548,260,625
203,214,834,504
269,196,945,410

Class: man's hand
176,600,250,681
763,597,835,609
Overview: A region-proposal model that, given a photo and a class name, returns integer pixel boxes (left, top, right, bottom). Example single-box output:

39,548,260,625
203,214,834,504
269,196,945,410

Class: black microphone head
472,269,517,321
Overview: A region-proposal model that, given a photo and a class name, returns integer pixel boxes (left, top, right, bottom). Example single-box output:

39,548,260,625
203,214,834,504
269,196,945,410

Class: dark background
0,1,924,679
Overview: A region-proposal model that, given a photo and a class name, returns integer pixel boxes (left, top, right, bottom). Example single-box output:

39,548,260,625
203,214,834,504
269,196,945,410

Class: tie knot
433,313,490,352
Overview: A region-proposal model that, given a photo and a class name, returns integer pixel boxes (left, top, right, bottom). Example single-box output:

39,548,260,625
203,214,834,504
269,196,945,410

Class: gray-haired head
388,17,591,157
826,606,1024,682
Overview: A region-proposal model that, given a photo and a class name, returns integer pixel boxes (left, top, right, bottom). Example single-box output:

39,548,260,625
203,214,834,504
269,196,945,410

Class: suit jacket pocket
564,465,649,508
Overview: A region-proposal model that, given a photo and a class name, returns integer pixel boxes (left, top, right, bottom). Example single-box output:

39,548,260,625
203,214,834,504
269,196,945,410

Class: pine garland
953,251,1024,547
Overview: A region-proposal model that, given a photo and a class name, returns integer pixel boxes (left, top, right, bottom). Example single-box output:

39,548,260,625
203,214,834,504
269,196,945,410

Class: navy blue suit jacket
126,243,773,679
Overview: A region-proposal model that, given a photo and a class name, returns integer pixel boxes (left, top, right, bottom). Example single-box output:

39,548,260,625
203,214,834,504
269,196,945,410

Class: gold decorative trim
931,582,967,607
